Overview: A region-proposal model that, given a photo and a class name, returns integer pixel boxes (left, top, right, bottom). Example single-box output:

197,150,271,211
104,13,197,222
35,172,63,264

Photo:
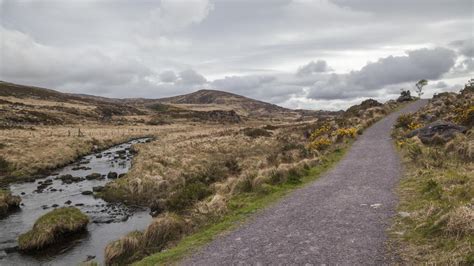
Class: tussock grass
0,188,21,217
18,207,89,251
105,213,185,265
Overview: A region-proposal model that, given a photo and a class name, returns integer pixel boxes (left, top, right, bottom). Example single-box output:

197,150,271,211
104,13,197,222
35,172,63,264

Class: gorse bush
453,105,474,127
308,137,332,151
395,113,416,129
310,123,331,140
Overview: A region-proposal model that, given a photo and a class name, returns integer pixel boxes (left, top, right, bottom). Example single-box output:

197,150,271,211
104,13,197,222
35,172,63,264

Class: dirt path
183,100,427,265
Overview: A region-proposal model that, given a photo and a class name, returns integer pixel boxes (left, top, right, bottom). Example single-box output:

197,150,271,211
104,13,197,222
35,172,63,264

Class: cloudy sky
0,0,472,110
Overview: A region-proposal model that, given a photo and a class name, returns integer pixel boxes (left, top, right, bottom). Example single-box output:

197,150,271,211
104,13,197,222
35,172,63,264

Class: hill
155,89,292,117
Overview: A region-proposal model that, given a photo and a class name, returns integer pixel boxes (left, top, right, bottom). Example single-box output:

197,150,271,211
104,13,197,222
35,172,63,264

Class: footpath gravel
183,100,428,265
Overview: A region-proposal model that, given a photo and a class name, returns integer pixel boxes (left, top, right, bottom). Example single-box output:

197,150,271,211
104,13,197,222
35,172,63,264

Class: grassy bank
134,146,347,265
0,125,160,185
390,86,473,264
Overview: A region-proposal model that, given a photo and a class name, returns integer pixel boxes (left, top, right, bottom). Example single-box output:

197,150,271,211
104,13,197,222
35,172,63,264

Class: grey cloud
435,81,448,88
159,70,178,83
296,60,331,76
178,69,207,85
0,0,472,110
308,47,457,100
450,39,474,58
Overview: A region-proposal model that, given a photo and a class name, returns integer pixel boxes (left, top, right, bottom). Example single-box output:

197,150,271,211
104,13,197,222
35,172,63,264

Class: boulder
107,172,118,179
85,173,102,180
407,120,467,144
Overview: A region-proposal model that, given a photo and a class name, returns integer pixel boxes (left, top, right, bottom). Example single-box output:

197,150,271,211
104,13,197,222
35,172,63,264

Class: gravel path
183,100,427,265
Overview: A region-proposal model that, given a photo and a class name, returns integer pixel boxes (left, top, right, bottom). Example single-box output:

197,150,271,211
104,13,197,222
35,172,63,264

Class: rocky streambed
0,138,153,265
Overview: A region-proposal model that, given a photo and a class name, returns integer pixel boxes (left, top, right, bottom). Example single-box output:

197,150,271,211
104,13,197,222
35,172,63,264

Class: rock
75,203,84,206
370,203,382,209
64,200,72,205
92,186,104,192
95,154,103,158
85,173,102,180
51,204,59,208
81,191,93,196
398,211,410,218
407,120,467,144
107,172,118,179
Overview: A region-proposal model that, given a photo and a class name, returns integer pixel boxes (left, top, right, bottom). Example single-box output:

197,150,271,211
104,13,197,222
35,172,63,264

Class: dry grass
104,213,185,265
0,124,200,184
18,207,89,251
391,87,474,264
0,188,21,217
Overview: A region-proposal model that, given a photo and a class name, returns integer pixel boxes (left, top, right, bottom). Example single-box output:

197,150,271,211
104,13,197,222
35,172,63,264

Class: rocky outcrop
407,120,467,144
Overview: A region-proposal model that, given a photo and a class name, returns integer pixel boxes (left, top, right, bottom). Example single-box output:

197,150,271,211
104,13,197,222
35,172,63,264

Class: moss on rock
18,207,89,251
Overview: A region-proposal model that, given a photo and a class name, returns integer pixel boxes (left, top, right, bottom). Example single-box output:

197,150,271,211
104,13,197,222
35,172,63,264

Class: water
0,138,153,265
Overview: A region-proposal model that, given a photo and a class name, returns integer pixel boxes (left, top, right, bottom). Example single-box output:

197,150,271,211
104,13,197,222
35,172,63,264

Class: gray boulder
407,120,467,144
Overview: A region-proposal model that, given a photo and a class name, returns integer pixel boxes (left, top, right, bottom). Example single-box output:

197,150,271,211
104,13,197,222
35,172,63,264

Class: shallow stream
0,138,153,265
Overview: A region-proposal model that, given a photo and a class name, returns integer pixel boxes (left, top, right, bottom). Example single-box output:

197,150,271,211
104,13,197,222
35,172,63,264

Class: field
0,81,409,264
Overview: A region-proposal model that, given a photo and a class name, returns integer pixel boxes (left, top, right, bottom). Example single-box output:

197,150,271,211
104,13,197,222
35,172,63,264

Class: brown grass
18,207,89,251
0,189,21,217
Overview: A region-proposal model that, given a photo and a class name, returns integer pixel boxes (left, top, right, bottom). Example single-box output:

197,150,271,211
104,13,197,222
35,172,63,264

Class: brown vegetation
18,207,89,251
391,84,473,264
0,188,21,217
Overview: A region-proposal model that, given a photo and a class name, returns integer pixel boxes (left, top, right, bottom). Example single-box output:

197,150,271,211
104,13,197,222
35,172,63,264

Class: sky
0,0,473,110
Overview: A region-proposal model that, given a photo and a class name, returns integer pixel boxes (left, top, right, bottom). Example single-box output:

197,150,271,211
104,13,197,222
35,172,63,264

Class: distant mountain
156,89,291,117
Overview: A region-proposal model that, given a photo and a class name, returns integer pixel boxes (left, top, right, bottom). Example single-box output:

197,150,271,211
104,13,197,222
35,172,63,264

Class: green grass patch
18,207,89,251
134,147,347,266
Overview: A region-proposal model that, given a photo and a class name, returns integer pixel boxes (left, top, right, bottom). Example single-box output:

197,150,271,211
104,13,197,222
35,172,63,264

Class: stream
0,138,153,265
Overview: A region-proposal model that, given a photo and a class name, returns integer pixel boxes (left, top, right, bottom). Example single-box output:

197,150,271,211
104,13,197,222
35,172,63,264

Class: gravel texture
183,100,427,265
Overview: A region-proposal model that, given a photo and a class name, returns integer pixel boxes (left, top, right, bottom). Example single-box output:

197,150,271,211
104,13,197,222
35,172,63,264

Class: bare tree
415,79,428,97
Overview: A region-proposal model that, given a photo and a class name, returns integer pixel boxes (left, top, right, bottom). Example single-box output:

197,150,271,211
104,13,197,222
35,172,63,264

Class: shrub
310,123,331,140
308,137,332,151
18,207,89,251
242,128,272,138
453,105,474,127
395,113,416,129
166,183,211,211
333,127,357,141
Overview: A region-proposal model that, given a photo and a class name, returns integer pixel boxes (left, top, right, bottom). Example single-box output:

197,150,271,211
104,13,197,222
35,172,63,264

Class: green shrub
166,183,211,211
395,113,416,129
